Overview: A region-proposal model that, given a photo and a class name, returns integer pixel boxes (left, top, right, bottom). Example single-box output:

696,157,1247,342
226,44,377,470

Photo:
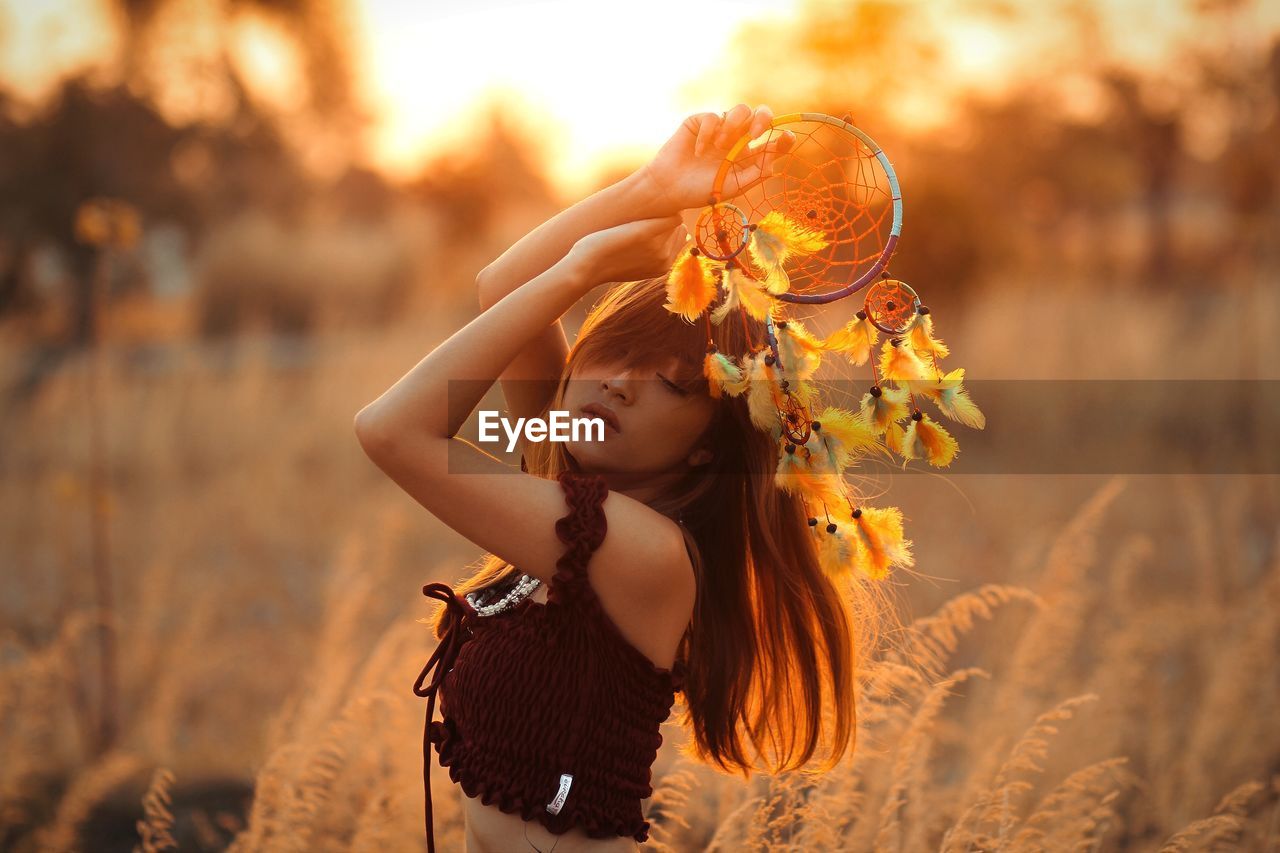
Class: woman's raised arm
477,104,788,435
353,216,691,596
477,170,671,433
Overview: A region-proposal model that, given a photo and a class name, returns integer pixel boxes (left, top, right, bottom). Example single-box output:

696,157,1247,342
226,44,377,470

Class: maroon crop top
412,469,689,852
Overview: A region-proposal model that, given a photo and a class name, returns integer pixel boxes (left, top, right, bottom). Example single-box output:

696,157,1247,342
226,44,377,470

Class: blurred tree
0,68,322,403
725,0,944,134
403,104,557,244
0,0,382,400
1103,70,1181,286
0,79,196,342
104,0,363,138
1192,27,1280,263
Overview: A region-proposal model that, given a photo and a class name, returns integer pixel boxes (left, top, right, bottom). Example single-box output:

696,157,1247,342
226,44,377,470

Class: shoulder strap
546,469,609,607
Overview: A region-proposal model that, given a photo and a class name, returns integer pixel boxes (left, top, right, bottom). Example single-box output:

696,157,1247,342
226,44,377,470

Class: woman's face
560,353,717,478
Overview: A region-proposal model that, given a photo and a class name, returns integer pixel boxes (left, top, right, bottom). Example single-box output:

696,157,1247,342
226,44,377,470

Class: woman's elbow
354,406,392,454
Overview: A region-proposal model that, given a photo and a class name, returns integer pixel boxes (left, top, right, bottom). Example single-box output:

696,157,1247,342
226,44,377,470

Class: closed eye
657,373,688,396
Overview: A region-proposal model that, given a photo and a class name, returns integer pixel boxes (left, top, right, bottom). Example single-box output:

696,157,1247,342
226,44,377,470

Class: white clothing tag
546,773,574,815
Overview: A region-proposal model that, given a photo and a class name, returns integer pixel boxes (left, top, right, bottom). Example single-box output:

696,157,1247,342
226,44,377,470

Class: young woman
356,104,877,852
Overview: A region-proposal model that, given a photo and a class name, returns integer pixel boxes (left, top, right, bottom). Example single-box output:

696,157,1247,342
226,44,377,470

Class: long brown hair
432,275,892,777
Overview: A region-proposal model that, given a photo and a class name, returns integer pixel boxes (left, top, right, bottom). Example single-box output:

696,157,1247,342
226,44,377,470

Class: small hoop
695,202,750,262
863,278,921,335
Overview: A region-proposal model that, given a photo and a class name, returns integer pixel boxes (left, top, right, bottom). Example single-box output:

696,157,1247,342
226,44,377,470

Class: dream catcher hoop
708,112,902,304
665,111,986,585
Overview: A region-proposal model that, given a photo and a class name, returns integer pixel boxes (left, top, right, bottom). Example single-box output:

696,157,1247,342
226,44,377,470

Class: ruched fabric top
412,469,689,852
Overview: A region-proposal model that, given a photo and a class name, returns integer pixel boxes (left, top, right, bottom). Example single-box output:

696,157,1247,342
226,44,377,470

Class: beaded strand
465,573,541,616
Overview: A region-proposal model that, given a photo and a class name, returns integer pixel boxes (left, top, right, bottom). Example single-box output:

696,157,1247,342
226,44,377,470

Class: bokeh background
1,0,1278,850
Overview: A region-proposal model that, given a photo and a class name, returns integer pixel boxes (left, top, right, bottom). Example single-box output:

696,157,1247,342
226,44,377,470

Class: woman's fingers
745,105,774,141
693,112,722,157
764,129,796,172
664,223,690,263
731,128,795,172
720,129,798,197
714,103,753,149
721,104,774,151
692,104,779,158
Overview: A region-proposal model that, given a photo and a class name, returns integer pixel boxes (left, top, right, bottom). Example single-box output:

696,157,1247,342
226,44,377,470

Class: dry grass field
2,267,1276,852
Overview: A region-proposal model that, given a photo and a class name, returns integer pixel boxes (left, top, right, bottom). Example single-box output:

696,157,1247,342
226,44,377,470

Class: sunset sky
0,0,1275,195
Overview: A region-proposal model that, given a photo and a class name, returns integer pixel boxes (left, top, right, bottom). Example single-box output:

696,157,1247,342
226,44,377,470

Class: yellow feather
815,521,855,582
909,312,950,361
745,213,829,296
799,427,838,474
884,420,907,458
799,470,846,509
711,266,778,324
663,243,717,322
704,351,746,399
743,351,783,432
776,444,840,506
877,337,930,381
759,210,829,256
858,384,911,432
822,314,879,366
815,406,885,468
901,413,959,467
850,505,914,580
776,320,823,380
775,443,804,493
745,213,828,296
746,224,787,282
910,367,985,429
709,267,736,326
735,270,777,320
750,215,788,263
760,263,791,295
746,237,791,295
795,431,849,505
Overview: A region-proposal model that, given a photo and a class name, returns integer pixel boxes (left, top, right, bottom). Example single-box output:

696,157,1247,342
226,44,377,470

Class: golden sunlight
228,13,306,116
3,0,1277,194
347,0,793,196
0,0,115,99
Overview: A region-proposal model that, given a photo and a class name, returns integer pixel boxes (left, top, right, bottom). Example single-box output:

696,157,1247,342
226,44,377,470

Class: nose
600,370,633,403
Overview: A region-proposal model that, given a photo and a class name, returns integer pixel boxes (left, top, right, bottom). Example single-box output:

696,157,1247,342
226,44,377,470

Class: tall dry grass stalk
132,767,177,853
0,608,112,843
35,750,144,852
223,505,426,853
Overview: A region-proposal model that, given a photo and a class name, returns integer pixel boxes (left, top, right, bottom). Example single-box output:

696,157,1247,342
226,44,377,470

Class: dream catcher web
665,112,986,585
702,114,900,303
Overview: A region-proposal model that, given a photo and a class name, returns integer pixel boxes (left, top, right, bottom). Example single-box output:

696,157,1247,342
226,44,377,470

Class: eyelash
659,375,688,396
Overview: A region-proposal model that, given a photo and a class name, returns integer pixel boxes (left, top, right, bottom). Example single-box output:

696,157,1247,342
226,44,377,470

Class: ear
687,446,713,467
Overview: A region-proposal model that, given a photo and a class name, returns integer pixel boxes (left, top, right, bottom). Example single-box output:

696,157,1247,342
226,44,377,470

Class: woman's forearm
477,167,670,302
357,252,595,446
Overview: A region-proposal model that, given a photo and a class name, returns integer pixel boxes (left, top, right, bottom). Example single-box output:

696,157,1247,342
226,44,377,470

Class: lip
581,403,621,434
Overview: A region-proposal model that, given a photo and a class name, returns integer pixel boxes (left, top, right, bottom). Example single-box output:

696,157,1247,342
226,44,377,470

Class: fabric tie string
413,581,473,853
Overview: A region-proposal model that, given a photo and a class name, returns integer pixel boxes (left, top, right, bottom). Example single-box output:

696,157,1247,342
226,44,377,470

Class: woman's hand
634,103,796,216
569,215,688,286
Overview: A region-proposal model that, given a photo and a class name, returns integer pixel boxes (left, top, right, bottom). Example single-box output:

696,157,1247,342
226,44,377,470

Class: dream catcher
664,112,986,584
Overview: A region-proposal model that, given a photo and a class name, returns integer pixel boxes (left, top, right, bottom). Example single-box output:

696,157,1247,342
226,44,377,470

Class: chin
563,439,615,469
